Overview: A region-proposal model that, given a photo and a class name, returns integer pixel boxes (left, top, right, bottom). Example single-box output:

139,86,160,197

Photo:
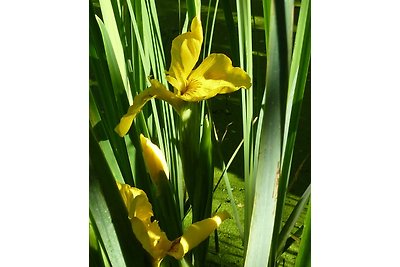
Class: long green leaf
98,0,130,99
89,217,109,267
244,0,289,264
186,0,201,20
271,0,311,262
236,0,254,245
221,0,239,65
295,200,311,267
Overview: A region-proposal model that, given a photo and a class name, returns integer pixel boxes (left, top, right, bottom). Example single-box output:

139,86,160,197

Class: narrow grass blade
125,0,150,76
295,199,311,267
203,0,220,57
281,225,304,255
213,139,244,192
213,127,244,242
277,185,311,257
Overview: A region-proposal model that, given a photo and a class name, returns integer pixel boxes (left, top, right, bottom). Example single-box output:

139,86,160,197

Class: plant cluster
90,0,310,266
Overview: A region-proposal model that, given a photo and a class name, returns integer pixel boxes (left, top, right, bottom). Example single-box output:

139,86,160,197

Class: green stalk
192,115,214,266
236,0,254,245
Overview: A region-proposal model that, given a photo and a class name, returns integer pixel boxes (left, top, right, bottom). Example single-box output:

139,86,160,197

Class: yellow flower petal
166,16,203,94
140,134,170,183
114,87,156,137
115,79,186,137
117,182,153,223
179,53,251,102
117,182,172,261
131,217,172,261
167,211,231,259
147,221,173,259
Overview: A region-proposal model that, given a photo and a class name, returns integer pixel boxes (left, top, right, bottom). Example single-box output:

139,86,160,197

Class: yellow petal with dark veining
178,54,251,101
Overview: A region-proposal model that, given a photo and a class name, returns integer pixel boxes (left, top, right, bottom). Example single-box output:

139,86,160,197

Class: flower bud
140,134,169,185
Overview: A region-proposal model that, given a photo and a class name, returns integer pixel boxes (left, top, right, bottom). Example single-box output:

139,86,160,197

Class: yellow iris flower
117,182,230,266
115,16,251,137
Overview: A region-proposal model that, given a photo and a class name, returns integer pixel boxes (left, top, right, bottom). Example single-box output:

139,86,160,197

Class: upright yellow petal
166,16,203,94
167,211,231,259
179,53,251,101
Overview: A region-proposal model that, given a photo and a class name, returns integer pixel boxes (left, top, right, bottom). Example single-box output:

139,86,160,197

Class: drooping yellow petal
115,79,186,137
117,182,172,261
140,134,169,184
167,211,231,259
166,16,203,94
147,221,173,259
131,217,172,261
117,182,153,223
178,53,252,102
114,87,156,137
